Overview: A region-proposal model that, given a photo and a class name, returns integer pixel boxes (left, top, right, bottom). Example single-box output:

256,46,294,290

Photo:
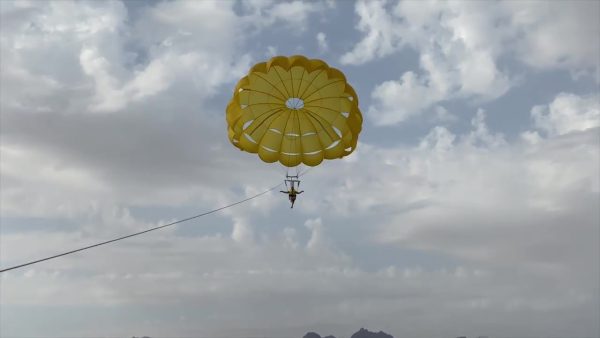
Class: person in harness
280,178,304,208
280,186,304,208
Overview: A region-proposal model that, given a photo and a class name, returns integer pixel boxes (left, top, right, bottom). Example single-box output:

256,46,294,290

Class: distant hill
303,333,323,338
303,327,394,338
350,328,394,338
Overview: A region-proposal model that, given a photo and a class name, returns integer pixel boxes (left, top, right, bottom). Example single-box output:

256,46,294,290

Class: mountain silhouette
350,328,394,338
303,332,337,338
303,328,393,338
303,333,323,338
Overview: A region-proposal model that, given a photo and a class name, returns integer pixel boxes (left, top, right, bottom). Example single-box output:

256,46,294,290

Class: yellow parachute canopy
226,55,363,167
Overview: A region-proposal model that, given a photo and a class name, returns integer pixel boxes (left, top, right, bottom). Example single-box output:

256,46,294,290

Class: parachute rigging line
0,182,284,273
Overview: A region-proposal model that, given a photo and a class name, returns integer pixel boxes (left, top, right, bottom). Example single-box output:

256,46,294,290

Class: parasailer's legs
290,194,296,208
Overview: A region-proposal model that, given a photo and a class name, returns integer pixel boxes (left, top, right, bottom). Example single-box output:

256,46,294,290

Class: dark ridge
303,328,393,338
303,332,323,338
350,327,394,338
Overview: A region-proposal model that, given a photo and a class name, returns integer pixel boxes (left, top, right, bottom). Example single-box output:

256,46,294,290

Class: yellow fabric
226,55,363,167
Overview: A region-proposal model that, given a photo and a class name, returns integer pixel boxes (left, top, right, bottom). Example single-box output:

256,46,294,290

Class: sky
0,0,599,337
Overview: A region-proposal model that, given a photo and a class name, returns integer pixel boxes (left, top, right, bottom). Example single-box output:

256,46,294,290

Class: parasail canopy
226,55,363,167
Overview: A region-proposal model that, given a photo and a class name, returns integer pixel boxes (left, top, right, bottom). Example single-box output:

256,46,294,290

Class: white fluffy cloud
368,71,438,125
0,1,252,114
340,0,402,65
343,0,598,125
531,92,600,136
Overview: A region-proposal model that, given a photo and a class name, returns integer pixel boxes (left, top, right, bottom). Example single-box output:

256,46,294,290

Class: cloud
231,217,255,244
340,0,401,65
269,1,321,29
353,105,598,310
265,45,278,57
431,105,458,123
3,87,599,337
418,126,455,152
343,0,598,125
316,32,328,53
507,0,600,73
79,47,177,112
368,71,443,126
297,99,598,336
0,0,275,207
531,92,600,136
0,1,256,115
240,0,326,32
344,0,599,72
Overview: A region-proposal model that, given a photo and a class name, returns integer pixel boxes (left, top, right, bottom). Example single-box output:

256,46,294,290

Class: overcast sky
1,1,599,337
